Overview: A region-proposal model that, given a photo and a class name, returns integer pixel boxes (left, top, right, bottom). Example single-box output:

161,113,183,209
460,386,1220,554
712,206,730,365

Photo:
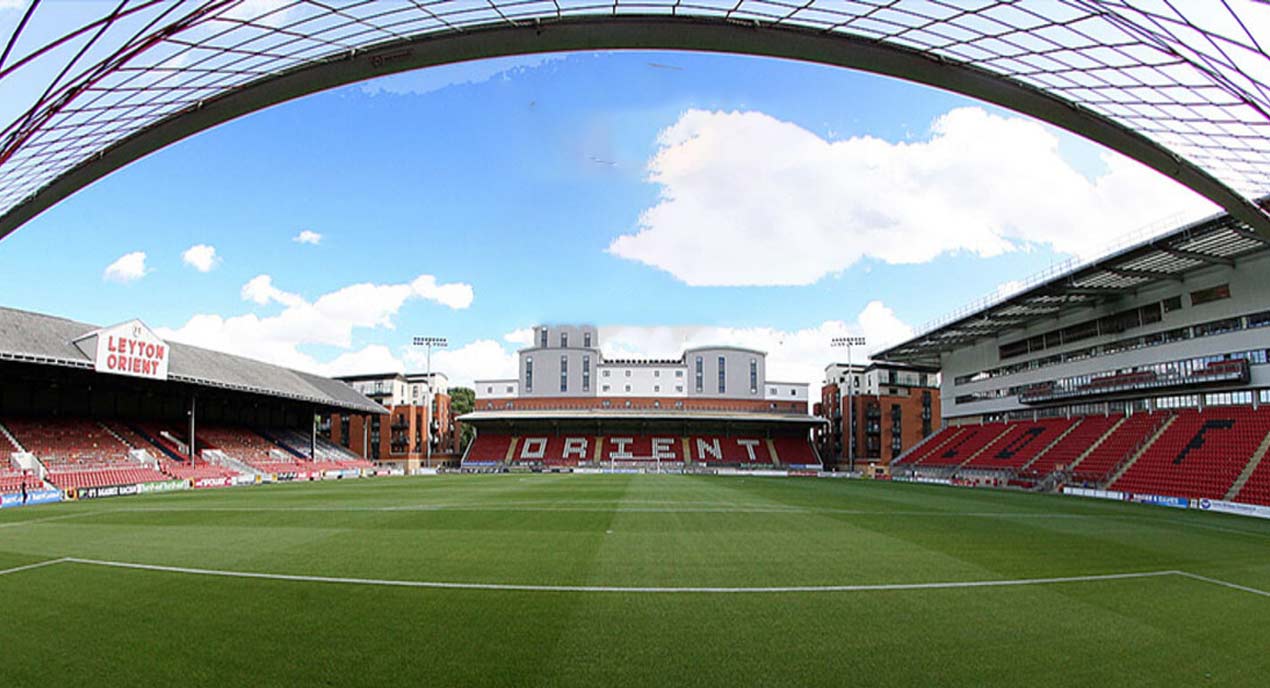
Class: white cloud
318,345,405,378
609,107,1217,286
241,274,304,307
407,339,521,389
503,328,534,346
102,251,149,282
181,244,219,272
292,230,322,245
157,273,475,374
410,275,474,310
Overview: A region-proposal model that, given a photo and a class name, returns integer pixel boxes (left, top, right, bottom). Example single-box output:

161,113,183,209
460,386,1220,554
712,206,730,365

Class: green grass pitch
2,474,1268,687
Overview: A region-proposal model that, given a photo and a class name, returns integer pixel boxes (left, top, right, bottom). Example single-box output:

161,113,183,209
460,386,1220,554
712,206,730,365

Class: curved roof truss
1,1,1269,240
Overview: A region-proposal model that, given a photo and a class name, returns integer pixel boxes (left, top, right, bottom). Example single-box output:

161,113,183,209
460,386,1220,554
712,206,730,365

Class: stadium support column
188,394,197,462
310,407,317,462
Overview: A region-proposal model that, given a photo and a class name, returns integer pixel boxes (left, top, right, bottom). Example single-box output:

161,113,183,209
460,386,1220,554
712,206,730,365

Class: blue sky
0,47,1216,386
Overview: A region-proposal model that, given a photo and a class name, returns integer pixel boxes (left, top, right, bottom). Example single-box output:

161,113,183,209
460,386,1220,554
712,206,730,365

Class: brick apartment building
816,362,941,472
323,372,459,469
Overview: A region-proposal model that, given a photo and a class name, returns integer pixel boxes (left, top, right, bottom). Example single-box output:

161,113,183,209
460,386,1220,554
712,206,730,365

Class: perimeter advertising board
1194,498,1270,520
76,484,140,500
1,490,62,508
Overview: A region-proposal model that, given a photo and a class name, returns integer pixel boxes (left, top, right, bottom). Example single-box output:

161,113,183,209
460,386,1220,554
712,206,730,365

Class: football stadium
2,2,1270,686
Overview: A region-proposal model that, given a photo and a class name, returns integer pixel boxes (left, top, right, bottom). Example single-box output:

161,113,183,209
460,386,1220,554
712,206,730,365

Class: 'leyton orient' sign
93,320,170,381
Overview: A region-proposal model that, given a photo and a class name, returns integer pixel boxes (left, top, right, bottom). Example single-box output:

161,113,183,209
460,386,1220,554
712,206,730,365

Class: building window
560,332,568,348
602,385,610,392
583,355,591,391
602,369,610,377
539,329,548,348
770,387,778,395
525,357,533,393
625,385,631,392
654,385,660,393
625,370,631,377
676,385,683,392
718,356,726,394
1191,284,1230,307
676,370,684,378
695,356,703,393
486,386,493,394
560,355,568,393
506,385,514,394
584,332,592,348
654,370,660,378
750,358,758,394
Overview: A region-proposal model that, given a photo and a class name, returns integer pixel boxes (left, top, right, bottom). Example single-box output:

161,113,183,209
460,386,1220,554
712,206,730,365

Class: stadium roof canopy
0,306,386,414
1,1,1270,240
460,408,825,425
874,199,1270,367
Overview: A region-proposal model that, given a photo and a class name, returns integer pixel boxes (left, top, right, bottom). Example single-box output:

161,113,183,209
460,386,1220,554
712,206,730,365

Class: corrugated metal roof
0,307,385,414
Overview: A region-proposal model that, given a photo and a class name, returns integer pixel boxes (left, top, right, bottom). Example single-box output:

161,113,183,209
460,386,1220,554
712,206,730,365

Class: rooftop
0,307,384,414
875,201,1270,368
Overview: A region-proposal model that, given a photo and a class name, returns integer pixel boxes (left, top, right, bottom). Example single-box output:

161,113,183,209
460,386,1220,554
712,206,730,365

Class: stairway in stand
1226,427,1270,501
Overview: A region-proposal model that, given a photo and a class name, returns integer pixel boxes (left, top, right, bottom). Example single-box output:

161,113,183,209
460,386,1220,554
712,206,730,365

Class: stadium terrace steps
45,467,168,491
1038,415,1126,478
1106,415,1178,487
895,426,961,466
133,424,191,462
1111,407,1270,501
964,418,1076,471
1234,438,1270,506
1228,430,1270,501
1068,414,1159,482
198,427,304,474
257,429,307,459
916,424,1012,468
4,417,134,469
1017,419,1082,473
0,419,25,453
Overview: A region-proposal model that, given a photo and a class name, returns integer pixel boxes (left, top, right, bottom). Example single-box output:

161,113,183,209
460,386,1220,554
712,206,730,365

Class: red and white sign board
82,320,170,381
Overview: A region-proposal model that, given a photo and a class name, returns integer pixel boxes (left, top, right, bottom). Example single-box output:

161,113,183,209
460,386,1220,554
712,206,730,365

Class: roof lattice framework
2,1,1270,238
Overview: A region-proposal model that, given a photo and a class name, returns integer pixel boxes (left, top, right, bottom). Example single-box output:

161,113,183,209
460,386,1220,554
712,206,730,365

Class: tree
449,386,476,453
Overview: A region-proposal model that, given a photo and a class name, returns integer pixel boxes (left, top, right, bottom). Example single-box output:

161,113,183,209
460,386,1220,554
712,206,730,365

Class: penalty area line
0,557,69,576
1176,571,1270,598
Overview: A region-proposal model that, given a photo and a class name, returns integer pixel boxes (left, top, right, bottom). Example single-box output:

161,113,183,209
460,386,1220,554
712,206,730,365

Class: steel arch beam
2,15,1267,241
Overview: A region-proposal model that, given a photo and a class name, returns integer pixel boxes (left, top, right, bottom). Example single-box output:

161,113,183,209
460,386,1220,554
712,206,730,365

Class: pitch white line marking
0,557,68,576
104,505,1124,518
57,558,1181,594
8,559,1267,599
0,512,96,529
1176,571,1270,598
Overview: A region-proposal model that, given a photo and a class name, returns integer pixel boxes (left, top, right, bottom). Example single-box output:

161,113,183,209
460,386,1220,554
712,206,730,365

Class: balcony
1020,359,1250,404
